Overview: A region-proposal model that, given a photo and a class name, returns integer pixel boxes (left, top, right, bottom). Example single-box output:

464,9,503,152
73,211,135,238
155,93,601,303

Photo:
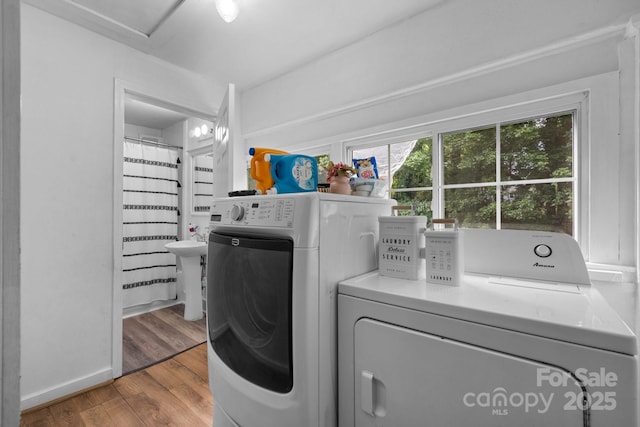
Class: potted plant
325,161,357,194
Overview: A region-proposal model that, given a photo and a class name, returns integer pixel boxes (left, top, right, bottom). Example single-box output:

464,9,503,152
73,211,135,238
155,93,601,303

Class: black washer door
207,232,293,393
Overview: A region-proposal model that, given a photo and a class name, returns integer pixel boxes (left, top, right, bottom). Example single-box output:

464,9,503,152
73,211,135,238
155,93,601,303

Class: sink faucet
188,223,206,242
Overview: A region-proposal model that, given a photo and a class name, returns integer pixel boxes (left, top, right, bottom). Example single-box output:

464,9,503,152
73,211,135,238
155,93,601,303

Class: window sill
587,263,637,283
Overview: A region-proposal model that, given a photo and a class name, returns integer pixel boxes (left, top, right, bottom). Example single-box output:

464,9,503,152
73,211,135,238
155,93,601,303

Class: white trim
20,368,113,411
615,19,639,278
57,0,149,38
244,23,627,140
636,24,640,285
587,263,637,283
625,19,640,284
122,299,180,319
1,0,21,423
341,89,589,150
112,79,125,379
22,0,186,39
186,142,214,217
423,92,588,136
575,94,589,260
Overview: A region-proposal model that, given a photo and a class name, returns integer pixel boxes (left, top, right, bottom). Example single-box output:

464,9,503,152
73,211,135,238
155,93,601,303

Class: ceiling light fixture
215,0,239,23
190,124,213,139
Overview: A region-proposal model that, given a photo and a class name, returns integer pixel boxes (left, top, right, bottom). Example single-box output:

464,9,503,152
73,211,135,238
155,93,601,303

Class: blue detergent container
264,154,318,194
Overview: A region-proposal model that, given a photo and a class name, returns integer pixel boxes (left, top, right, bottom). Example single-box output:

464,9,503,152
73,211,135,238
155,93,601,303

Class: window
315,154,330,183
351,111,576,235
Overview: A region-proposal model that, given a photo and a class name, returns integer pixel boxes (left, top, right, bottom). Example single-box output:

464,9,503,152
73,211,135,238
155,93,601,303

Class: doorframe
1,0,21,422
112,79,214,377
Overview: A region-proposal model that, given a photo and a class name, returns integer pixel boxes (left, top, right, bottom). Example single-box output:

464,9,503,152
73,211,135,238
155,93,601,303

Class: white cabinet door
354,319,585,427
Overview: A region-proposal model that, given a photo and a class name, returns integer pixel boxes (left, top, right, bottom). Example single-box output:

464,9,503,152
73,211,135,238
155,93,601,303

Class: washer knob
534,244,552,258
230,205,245,221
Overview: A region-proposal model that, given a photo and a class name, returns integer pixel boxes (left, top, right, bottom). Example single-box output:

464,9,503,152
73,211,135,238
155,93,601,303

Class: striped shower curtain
122,140,180,308
193,154,213,213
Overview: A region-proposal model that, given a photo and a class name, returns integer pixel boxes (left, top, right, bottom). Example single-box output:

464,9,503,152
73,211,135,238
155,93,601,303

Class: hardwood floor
122,304,207,375
21,344,213,426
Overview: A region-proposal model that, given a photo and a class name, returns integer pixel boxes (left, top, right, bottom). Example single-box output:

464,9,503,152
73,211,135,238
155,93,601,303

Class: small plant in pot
325,161,357,194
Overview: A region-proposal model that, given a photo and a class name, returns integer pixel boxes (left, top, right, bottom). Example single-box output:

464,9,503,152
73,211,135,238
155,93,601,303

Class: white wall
241,0,640,271
20,5,221,409
242,0,639,137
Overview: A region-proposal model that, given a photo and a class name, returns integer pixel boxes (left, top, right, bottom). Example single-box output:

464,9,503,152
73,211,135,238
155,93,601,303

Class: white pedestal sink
165,240,207,321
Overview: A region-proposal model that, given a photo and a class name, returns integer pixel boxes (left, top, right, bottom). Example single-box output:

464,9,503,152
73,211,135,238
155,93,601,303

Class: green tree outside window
388,113,574,234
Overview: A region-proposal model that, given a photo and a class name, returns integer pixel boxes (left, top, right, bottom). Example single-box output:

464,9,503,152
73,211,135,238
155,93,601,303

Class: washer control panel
210,198,295,228
463,229,591,286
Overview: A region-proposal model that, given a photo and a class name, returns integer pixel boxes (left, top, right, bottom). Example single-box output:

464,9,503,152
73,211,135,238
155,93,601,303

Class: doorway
113,80,214,378
122,95,183,313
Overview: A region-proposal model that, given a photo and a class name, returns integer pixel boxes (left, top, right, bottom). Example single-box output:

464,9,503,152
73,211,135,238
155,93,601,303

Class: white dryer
206,193,395,427
338,229,638,426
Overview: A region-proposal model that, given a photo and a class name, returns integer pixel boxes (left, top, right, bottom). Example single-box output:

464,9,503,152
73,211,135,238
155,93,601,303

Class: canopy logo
462,367,618,416
463,388,553,415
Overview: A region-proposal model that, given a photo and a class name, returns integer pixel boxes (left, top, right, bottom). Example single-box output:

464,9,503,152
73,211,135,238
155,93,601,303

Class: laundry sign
378,214,427,280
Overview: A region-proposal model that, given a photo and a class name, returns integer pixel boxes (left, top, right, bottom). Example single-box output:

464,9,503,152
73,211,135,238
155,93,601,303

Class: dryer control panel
210,198,296,228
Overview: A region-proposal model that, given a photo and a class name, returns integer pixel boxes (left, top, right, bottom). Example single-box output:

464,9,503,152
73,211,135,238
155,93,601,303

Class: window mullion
433,133,443,218
495,124,501,230
386,144,391,184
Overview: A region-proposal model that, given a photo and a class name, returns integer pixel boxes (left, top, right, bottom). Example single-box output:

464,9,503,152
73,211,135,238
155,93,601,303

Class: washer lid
339,271,637,355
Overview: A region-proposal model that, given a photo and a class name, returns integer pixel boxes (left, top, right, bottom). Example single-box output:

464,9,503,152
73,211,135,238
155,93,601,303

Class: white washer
206,193,395,427
339,229,638,426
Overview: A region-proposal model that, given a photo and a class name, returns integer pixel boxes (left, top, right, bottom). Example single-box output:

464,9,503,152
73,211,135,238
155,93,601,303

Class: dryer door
207,232,294,393
354,319,586,427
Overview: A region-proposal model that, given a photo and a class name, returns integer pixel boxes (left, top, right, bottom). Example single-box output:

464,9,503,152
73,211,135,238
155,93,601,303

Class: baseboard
20,368,113,411
122,298,182,319
21,379,114,415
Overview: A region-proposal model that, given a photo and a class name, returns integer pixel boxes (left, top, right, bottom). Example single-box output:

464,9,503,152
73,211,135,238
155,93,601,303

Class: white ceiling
124,96,191,129
23,0,444,91
23,0,444,129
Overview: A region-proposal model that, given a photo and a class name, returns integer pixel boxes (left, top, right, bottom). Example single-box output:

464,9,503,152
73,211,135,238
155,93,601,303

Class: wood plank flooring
21,344,213,427
122,304,207,375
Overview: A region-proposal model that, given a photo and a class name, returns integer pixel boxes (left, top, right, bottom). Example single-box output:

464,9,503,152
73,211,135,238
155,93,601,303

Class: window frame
433,111,577,233
346,91,589,251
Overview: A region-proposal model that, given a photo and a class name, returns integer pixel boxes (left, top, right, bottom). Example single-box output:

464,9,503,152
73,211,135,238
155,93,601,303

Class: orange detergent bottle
249,147,289,194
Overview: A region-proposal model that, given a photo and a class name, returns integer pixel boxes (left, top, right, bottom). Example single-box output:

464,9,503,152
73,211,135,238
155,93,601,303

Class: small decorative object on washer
325,161,357,195
328,176,352,194
378,206,427,280
352,156,379,179
350,178,387,197
424,219,463,286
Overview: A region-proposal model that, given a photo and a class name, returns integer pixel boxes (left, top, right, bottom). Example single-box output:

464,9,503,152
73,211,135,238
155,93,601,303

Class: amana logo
533,262,555,268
